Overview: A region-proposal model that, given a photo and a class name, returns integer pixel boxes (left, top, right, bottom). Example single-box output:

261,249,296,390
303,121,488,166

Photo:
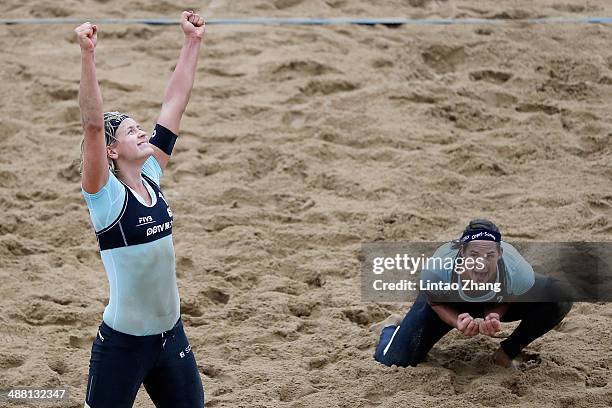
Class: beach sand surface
0,0,611,407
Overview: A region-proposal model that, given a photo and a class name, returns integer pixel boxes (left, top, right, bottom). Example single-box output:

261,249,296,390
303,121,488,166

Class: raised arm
153,11,205,171
76,22,107,194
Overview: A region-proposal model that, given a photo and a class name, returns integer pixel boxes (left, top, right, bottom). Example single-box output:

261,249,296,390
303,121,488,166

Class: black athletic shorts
85,317,204,408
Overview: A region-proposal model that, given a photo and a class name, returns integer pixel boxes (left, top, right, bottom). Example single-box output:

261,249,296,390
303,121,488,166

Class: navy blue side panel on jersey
96,174,173,251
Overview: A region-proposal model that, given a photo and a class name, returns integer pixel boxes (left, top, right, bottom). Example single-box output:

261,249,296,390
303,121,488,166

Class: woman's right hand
456,313,479,336
75,22,97,52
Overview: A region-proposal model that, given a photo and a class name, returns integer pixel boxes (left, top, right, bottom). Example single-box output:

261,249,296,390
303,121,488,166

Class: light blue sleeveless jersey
82,156,180,335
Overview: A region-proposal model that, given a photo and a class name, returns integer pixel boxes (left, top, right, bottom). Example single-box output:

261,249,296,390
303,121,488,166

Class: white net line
2,17,612,26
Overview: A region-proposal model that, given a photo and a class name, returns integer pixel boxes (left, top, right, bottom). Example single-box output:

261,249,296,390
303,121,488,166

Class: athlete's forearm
162,36,202,113
485,303,509,319
430,303,459,328
78,50,104,129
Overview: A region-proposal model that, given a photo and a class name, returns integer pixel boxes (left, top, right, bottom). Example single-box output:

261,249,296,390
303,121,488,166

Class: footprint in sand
515,103,561,115
489,9,536,20
12,63,32,81
69,334,95,349
307,355,332,370
177,255,195,273
246,147,279,180
75,248,99,266
99,79,141,93
408,0,436,7
181,300,203,318
501,376,531,397
587,195,612,216
30,5,71,18
46,86,78,102
273,0,304,9
0,352,26,369
278,380,318,402
469,69,513,84
201,364,237,385
203,66,246,78
47,357,68,375
15,190,59,202
281,111,306,129
202,288,230,305
273,193,315,214
421,44,467,74
0,169,18,188
1,236,36,257
371,58,394,69
389,92,439,105
475,27,494,36
515,351,542,371
551,4,587,13
57,163,81,183
21,297,79,326
299,79,359,96
342,305,387,326
270,59,339,79
288,300,319,318
546,57,600,83
479,90,518,108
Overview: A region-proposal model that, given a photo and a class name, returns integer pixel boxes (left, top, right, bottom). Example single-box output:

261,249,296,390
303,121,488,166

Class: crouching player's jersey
421,241,535,303
82,156,179,335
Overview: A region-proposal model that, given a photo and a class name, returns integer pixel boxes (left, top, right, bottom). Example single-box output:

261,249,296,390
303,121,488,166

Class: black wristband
149,123,177,155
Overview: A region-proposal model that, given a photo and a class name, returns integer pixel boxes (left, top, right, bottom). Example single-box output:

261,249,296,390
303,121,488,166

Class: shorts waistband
99,317,182,341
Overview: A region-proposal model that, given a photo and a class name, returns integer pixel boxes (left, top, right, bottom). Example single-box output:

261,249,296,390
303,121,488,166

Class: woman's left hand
479,313,501,336
180,11,205,39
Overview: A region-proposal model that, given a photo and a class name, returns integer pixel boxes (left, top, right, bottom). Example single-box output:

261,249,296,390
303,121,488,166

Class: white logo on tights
179,344,192,358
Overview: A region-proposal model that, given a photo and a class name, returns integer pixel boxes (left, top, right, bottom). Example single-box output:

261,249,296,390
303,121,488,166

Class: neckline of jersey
125,176,157,208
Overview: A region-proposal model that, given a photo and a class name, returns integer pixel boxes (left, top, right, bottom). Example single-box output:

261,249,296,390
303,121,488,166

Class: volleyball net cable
2,17,612,26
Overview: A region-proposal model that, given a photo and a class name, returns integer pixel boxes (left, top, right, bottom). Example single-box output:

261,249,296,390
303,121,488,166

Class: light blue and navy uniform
82,124,204,408
83,155,179,335
374,241,572,367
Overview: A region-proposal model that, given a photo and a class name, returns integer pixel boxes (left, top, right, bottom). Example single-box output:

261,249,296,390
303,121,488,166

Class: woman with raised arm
75,11,205,408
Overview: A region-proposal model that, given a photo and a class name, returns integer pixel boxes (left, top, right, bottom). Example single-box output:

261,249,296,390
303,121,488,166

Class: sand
0,0,611,407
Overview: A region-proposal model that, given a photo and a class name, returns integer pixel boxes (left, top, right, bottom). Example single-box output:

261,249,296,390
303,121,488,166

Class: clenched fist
74,22,97,52
181,11,205,39
456,313,479,337
479,313,502,336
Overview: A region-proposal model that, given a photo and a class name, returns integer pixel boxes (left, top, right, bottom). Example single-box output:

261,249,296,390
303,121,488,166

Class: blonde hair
78,111,129,176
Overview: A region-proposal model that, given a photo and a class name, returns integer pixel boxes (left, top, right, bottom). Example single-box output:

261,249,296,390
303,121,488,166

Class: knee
373,349,420,368
373,351,392,366
537,300,572,316
538,301,572,325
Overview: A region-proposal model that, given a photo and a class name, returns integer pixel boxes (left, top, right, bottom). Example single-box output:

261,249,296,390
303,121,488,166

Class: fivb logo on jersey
137,216,155,226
